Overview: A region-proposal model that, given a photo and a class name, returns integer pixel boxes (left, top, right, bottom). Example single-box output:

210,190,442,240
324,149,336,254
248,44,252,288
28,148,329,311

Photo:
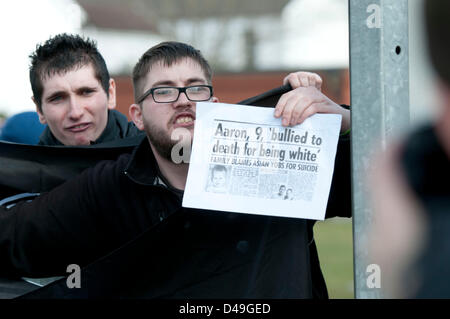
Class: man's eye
49,95,63,102
189,86,208,93
154,89,174,96
190,86,203,92
82,89,95,95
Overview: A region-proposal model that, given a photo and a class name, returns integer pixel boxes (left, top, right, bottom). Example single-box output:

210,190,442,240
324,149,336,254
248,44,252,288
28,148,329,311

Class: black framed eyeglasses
137,85,213,104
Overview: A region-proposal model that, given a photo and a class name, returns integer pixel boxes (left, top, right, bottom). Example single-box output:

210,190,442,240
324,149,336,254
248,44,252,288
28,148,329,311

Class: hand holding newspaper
183,102,342,220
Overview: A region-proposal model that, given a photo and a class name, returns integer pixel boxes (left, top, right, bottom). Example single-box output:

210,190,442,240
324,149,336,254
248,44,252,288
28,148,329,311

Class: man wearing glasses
0,41,350,298
129,42,349,190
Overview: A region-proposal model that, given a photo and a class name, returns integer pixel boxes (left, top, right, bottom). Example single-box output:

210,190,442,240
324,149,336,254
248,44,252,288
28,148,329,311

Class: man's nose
68,98,84,119
172,91,192,108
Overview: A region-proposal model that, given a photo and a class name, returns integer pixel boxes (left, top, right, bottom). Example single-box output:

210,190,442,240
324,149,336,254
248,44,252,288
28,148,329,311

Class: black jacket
38,109,143,146
0,133,350,298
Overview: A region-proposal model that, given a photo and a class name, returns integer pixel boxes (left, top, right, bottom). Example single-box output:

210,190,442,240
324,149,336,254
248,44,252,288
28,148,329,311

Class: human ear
107,78,117,110
129,103,144,131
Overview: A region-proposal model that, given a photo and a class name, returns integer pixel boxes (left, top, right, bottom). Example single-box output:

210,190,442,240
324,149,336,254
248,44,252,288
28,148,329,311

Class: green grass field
314,217,354,299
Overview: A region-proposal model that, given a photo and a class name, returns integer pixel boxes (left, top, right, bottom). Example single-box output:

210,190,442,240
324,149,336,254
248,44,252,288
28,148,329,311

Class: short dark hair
425,0,450,86
132,41,213,103
29,33,110,112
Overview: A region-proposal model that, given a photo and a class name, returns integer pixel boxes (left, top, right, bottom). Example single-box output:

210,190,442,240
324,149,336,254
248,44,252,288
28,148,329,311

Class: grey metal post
349,0,409,298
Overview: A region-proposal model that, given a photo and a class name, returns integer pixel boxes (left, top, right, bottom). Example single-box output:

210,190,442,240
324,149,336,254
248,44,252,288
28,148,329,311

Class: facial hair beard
143,121,175,161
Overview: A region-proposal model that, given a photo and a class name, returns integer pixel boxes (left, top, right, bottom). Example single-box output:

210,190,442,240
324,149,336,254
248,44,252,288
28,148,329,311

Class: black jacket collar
124,137,159,186
124,137,185,200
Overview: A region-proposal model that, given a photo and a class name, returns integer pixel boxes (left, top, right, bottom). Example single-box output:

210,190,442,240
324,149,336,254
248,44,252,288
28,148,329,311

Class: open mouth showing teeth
176,116,194,124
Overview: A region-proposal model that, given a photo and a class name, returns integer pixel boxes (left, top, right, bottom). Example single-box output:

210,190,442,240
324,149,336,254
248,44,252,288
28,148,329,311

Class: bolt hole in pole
395,46,401,55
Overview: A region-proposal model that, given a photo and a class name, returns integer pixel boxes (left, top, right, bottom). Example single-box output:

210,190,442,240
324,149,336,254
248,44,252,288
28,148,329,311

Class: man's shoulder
93,109,143,144
87,150,133,177
124,120,143,138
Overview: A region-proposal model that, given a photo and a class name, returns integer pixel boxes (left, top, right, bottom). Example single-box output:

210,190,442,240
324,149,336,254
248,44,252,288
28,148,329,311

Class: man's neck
150,144,189,191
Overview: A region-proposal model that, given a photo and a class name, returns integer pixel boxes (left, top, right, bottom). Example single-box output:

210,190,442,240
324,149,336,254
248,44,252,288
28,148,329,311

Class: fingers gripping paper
183,102,342,220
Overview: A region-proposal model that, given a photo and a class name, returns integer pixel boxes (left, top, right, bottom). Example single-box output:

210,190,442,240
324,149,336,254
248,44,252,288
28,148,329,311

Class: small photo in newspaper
205,164,230,194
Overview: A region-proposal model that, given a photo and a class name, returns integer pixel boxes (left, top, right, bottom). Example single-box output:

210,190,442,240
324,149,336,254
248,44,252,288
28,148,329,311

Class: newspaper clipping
183,102,342,220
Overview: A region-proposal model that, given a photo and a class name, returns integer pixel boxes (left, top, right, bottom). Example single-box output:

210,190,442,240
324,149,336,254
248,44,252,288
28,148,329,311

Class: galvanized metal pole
349,0,409,298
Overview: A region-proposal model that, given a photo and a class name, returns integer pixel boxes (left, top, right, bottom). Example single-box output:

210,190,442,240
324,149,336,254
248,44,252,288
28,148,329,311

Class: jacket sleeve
0,160,120,278
325,134,352,218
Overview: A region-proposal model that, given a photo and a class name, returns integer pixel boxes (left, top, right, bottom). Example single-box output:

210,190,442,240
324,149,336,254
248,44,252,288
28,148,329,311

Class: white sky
282,0,349,69
0,0,83,115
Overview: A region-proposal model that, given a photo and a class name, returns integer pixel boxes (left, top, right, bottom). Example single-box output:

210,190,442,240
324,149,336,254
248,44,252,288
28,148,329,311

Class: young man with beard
0,41,350,298
128,42,349,190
